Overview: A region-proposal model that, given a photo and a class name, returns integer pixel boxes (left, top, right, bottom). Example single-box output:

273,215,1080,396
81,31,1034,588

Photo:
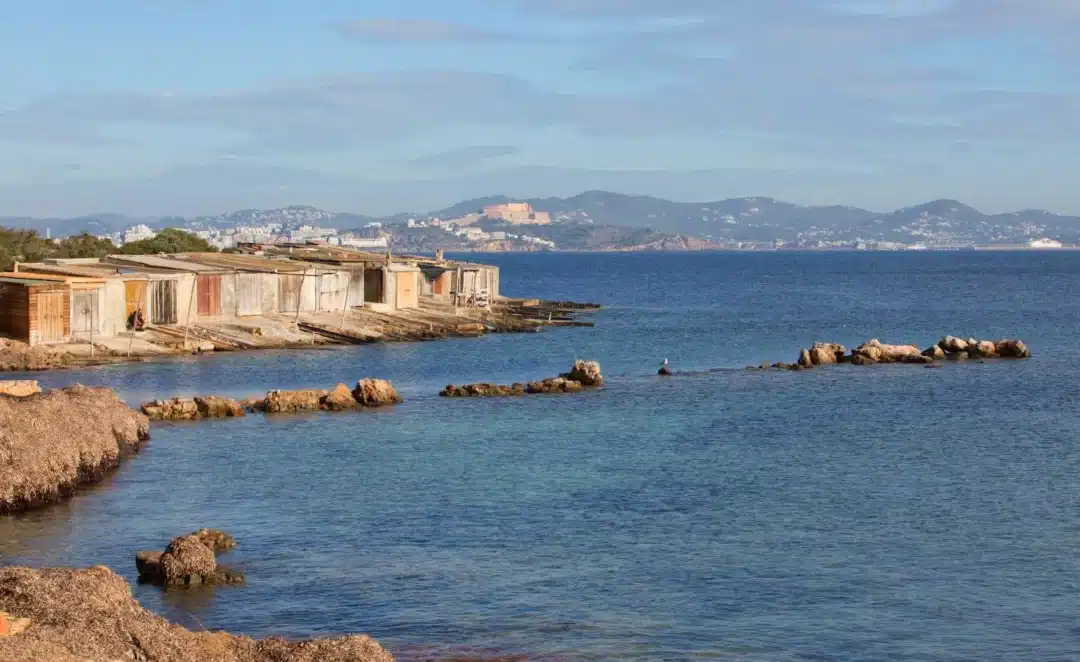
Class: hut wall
102,280,129,336
28,285,70,345
0,283,29,340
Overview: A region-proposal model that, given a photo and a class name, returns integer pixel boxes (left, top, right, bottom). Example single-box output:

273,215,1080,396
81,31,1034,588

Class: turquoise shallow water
2,252,1079,661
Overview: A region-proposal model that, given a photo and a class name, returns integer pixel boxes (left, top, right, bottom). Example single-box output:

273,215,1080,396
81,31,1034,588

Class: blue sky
2,0,1079,217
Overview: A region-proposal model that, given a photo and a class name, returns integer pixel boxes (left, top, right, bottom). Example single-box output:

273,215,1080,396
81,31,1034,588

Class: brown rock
141,397,199,421
190,528,237,553
320,384,357,411
240,397,265,412
194,396,245,418
809,342,846,365
851,354,877,366
854,339,920,363
902,354,935,364
0,565,393,661
922,345,946,360
159,535,217,586
0,386,149,515
135,551,163,581
995,339,1031,358
561,360,604,387
263,389,326,414
352,379,402,407
440,383,526,397
975,340,998,358
0,381,41,398
526,377,585,393
938,336,969,354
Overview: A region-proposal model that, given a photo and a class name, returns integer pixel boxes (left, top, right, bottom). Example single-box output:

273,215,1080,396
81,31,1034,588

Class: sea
1,251,1078,661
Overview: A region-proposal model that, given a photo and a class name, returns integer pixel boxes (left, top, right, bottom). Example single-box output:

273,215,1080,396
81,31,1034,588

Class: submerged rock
0,386,149,515
440,383,527,397
0,565,393,661
526,377,585,394
353,378,403,407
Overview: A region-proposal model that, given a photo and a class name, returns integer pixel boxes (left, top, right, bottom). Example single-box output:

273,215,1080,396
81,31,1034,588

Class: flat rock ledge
441,361,604,397
0,385,150,515
747,336,1031,371
0,565,394,662
135,528,244,588
142,395,246,421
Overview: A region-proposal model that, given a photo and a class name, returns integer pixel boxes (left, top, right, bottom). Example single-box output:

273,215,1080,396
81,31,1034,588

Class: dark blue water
2,252,1079,661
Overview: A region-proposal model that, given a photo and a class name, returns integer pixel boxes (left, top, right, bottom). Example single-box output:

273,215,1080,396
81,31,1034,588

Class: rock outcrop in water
0,565,393,662
442,362,604,397
142,396,246,421
352,378,403,407
0,385,149,514
135,529,244,587
752,336,1032,371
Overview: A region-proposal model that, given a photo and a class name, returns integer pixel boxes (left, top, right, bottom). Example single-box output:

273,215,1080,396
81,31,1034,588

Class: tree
52,232,116,259
120,228,217,255
0,228,53,271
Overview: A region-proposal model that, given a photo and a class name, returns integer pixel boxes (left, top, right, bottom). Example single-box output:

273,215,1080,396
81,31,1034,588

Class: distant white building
1029,238,1064,249
122,224,156,244
340,235,389,250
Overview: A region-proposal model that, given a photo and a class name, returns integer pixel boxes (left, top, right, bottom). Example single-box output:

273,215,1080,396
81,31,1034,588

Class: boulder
194,396,245,418
320,383,357,411
526,377,585,394
797,349,814,368
938,336,969,354
263,389,326,414
975,340,998,358
922,345,946,361
561,360,604,387
135,550,162,580
158,535,218,586
995,339,1031,358
854,339,921,363
809,342,846,365
240,397,266,413
0,380,41,398
141,398,199,421
352,379,403,407
851,354,877,366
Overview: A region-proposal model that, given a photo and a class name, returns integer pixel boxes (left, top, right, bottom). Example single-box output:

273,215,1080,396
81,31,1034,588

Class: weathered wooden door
124,281,147,317
36,291,66,343
395,271,416,309
363,268,383,303
71,290,95,336
150,280,177,324
235,274,263,316
278,274,303,313
196,275,221,317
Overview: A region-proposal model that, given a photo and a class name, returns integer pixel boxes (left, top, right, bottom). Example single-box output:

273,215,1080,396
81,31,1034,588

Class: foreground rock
136,529,244,587
0,566,393,662
352,378,403,407
441,383,527,397
0,386,149,514
142,395,245,421
0,380,40,397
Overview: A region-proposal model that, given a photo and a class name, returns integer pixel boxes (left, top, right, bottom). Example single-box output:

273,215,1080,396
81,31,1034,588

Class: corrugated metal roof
105,254,224,272
183,253,308,273
0,276,66,286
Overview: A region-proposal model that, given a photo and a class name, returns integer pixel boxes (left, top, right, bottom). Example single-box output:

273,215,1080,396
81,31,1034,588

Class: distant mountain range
5,192,1080,246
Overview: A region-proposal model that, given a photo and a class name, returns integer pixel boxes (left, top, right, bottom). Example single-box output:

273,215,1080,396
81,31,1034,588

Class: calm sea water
2,252,1079,661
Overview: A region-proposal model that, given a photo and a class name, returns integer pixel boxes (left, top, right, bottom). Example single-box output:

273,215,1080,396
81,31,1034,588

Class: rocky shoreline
0,385,149,514
440,360,604,397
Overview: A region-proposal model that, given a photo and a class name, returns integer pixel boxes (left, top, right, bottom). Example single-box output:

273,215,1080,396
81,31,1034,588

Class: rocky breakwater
142,395,246,421
0,385,149,514
256,378,403,413
136,528,244,587
754,336,1031,371
442,360,604,397
0,565,393,662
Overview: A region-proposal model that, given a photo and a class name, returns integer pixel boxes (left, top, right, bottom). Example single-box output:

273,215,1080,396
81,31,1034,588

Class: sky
1,0,1079,217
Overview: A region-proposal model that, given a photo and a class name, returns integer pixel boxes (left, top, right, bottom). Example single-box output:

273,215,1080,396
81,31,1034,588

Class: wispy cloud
333,18,503,42
407,145,518,167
